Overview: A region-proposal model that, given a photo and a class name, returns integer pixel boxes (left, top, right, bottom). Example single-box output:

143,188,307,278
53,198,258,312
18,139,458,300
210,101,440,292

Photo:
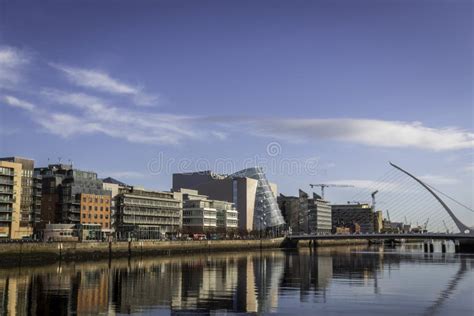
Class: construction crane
386,210,391,222
442,220,450,234
423,218,430,231
371,190,378,211
309,183,354,199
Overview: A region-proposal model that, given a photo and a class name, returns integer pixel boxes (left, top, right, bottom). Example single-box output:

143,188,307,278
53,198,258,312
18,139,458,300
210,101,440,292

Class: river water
0,243,472,315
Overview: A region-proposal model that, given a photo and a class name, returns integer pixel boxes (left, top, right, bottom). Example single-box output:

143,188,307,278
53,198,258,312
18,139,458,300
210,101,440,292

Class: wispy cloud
35,89,222,145
419,174,459,185
326,179,401,192
2,45,473,151
2,95,36,111
49,63,158,106
463,163,474,172
0,46,30,89
242,118,474,151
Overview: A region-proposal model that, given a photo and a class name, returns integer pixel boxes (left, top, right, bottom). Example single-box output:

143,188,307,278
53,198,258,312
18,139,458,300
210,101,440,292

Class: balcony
0,198,13,204
0,207,12,212
0,189,13,194
0,215,11,222
0,179,14,185
68,215,80,222
0,170,14,176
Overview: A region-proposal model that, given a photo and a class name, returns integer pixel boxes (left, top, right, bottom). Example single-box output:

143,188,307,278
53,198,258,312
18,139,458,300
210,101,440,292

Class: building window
82,214,86,218
83,197,86,202
88,214,91,218
94,214,98,219
100,214,103,219
105,207,109,212
82,205,86,210
105,223,108,228
89,198,92,202
89,206,92,211
100,206,103,211
94,206,98,211
95,198,98,203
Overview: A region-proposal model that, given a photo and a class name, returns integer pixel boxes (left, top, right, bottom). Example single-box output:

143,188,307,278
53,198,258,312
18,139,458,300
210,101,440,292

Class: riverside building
0,157,38,238
0,161,23,239
278,190,332,234
35,164,112,235
179,189,238,235
115,187,182,239
172,167,284,233
331,203,375,233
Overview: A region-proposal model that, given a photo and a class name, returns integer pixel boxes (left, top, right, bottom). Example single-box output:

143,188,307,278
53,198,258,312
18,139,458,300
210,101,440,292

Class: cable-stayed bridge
288,162,474,251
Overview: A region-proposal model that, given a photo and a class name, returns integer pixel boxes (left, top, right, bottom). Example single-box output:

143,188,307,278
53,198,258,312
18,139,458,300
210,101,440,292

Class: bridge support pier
454,241,460,253
424,241,434,253
441,242,447,253
457,240,474,253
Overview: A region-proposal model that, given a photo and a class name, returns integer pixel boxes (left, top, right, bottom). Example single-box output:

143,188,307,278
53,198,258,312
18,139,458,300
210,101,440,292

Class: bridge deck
288,233,474,241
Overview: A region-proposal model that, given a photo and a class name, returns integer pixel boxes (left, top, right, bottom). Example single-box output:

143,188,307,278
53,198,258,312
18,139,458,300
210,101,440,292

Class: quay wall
0,238,285,265
0,238,375,265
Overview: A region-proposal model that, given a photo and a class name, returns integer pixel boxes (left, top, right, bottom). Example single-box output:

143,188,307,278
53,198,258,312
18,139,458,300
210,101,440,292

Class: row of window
82,213,109,220
123,198,179,207
82,197,109,204
82,205,109,212
122,208,179,217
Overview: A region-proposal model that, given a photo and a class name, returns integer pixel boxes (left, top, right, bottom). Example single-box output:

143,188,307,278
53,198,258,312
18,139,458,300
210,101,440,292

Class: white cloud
245,118,474,151
35,89,220,145
326,179,401,192
49,63,158,106
2,95,36,111
0,46,30,88
465,163,474,172
419,174,459,185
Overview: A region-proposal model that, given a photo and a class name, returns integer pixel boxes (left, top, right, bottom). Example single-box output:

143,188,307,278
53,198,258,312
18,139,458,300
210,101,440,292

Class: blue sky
0,0,472,225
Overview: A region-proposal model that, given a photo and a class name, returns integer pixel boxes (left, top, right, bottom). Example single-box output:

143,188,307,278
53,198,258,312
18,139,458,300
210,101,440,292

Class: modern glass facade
230,167,285,230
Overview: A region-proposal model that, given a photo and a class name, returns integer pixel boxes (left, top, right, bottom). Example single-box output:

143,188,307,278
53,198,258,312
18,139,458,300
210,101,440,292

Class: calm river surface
0,243,473,315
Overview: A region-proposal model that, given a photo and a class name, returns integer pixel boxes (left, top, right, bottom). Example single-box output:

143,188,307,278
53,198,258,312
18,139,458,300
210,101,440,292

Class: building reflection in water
0,246,469,315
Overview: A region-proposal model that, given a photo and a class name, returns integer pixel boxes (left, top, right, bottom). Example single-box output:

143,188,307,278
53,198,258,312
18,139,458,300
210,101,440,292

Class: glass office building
230,167,285,230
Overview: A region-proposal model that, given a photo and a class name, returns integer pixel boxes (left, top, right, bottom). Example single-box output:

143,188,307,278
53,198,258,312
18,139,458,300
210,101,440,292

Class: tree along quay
0,238,369,266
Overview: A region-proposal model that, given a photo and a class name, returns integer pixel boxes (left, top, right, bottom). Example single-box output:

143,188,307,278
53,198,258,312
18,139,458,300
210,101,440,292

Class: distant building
173,167,284,233
102,177,130,234
278,191,331,235
116,187,182,239
0,157,37,238
34,164,112,233
42,223,79,242
214,200,238,233
79,193,112,231
331,203,374,233
0,161,23,239
278,194,300,233
179,189,238,234
308,193,332,234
